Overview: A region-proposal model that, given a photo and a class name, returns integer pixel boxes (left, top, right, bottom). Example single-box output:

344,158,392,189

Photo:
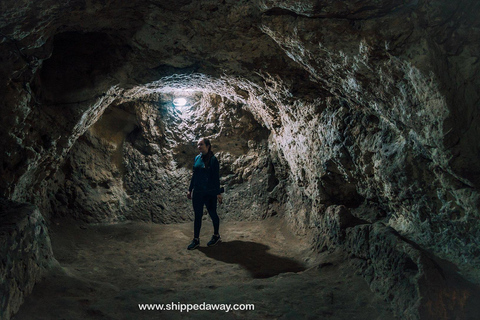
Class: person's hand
217,194,223,204
187,191,192,199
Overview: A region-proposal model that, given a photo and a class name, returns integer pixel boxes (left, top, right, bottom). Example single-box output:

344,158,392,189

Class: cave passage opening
49,80,286,226
31,79,336,317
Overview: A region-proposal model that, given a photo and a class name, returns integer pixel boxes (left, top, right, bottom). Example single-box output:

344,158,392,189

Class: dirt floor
14,216,396,319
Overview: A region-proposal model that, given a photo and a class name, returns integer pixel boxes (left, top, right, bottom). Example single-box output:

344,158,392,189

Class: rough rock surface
317,205,480,320
0,199,56,320
1,0,480,319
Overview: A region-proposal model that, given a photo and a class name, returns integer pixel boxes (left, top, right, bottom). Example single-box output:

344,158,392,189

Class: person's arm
211,157,220,194
187,157,195,199
188,175,194,193
211,156,222,203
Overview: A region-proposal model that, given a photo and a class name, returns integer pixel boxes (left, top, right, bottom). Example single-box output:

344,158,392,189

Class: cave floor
14,216,395,320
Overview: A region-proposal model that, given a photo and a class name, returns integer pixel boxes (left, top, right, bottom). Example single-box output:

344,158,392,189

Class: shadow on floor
198,240,306,278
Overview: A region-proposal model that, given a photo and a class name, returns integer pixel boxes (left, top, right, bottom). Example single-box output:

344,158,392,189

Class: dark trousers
192,192,219,239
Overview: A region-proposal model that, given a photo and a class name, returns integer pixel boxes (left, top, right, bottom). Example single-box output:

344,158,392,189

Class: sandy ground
14,216,395,320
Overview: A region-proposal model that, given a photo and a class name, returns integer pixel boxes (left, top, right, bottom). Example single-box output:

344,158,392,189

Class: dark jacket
189,154,221,196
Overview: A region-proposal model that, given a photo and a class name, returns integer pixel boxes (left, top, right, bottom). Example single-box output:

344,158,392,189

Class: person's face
197,139,208,155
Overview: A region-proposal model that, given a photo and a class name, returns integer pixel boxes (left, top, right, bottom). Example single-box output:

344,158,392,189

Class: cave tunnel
1,1,480,319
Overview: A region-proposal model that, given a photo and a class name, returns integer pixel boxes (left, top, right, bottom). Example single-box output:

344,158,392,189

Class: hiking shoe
187,238,200,250
207,235,221,247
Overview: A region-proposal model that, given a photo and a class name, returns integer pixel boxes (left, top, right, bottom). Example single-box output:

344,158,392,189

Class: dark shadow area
197,240,306,278
420,250,480,320
388,229,480,319
35,31,131,104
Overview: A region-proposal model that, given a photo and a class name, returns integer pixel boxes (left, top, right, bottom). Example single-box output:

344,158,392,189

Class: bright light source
173,98,187,106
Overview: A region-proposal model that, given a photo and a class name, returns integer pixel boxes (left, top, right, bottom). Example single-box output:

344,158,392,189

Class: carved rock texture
0,199,56,320
1,0,480,319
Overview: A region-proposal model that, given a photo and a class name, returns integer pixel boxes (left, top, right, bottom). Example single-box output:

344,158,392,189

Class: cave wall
45,104,135,222
1,0,480,319
253,1,480,285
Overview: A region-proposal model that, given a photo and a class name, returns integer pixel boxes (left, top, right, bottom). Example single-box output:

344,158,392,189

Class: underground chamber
2,1,480,319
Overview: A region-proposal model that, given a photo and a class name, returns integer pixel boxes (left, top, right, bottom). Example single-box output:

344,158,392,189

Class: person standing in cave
186,138,223,250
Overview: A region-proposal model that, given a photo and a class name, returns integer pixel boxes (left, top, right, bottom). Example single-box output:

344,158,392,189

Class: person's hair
200,138,214,168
